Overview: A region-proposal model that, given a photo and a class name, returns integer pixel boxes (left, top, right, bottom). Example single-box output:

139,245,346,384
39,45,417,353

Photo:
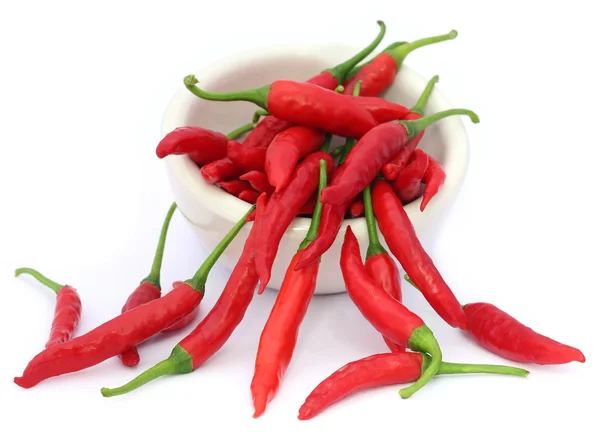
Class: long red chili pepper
251,159,328,418
15,268,81,348
343,30,457,97
161,282,199,333
362,183,402,352
240,171,274,195
393,149,429,204
372,179,467,330
101,194,267,397
340,226,441,399
350,95,411,123
227,139,266,173
345,41,406,81
118,202,178,367
241,21,386,149
382,76,439,181
298,352,529,420
420,152,446,211
14,207,252,389
319,107,478,206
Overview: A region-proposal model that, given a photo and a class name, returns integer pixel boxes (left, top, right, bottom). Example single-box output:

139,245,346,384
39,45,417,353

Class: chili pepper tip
183,74,198,86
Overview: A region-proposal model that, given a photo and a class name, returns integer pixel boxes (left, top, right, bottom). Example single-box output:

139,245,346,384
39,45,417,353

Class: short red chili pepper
200,157,243,184
393,149,429,204
251,159,328,418
101,195,266,397
341,226,441,399
118,202,178,367
227,140,267,173
362,183,403,352
319,107,478,206
343,30,457,97
298,351,529,420
265,127,326,192
420,152,446,211
382,76,438,181
15,268,81,349
238,189,260,204
161,282,199,333
240,171,274,195
219,179,252,196
349,198,364,217
372,179,467,330
14,208,252,389
254,151,334,294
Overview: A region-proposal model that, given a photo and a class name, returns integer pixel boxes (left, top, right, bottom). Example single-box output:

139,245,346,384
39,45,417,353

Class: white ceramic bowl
162,44,470,295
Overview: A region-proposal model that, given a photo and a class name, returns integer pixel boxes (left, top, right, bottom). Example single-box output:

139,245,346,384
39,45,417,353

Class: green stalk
227,122,255,140
252,109,269,123
141,202,178,288
320,133,333,153
399,109,479,141
363,183,386,257
410,75,439,116
184,75,270,110
338,80,363,164
15,268,63,293
299,159,328,251
346,41,407,80
401,325,442,399
420,353,529,377
388,30,458,68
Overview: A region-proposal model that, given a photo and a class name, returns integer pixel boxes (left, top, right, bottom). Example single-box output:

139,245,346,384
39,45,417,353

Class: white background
1,1,599,434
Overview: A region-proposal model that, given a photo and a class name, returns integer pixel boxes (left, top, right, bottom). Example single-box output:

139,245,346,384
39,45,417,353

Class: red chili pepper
298,193,317,216
14,208,253,389
350,96,411,123
393,149,429,204
227,140,267,173
254,151,334,294
344,41,405,81
420,152,446,211
349,198,364,217
362,183,403,352
343,30,457,97
382,76,438,181
15,268,81,348
372,179,467,330
161,282,199,333
219,179,252,196
101,195,267,397
240,171,274,195
265,126,326,192
200,157,243,184
298,351,529,420
340,226,441,399
238,189,260,204
251,159,328,418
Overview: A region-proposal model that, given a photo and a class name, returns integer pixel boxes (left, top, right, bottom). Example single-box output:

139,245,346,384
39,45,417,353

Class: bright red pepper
393,149,429,204
15,268,81,349
219,179,251,196
298,193,317,216
101,196,266,397
238,189,260,204
240,171,274,195
319,107,478,206
298,351,529,420
372,179,467,330
200,157,243,184
251,160,328,418
265,126,326,192
344,41,405,81
227,140,266,173
349,198,364,217
350,96,411,123
14,208,252,389
420,152,446,211
161,282,199,333
340,226,441,399
343,30,457,97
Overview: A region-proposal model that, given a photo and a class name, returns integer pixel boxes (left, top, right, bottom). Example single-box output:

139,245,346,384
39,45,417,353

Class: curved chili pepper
393,149,429,204
227,140,266,173
240,171,274,195
349,198,364,217
14,208,252,389
265,127,326,192
372,179,467,330
343,30,457,97
242,116,294,149
319,108,478,206
251,159,328,418
161,282,199,332
340,226,441,399
345,41,406,81
219,179,251,196
420,152,446,211
200,157,243,184
15,268,81,349
362,183,402,352
101,195,267,397
298,351,529,420
238,189,260,204
382,76,438,181
254,151,334,294
351,96,411,123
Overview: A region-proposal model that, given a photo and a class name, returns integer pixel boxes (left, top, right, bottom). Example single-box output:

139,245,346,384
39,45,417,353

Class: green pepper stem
404,274,417,288
411,75,439,116
101,346,193,397
401,325,442,399
227,122,256,140
338,80,363,164
252,109,269,123
437,361,530,377
186,205,255,291
364,183,386,257
299,160,328,250
346,41,407,80
399,108,479,141
15,267,63,294
331,146,344,157
183,75,270,110
141,202,178,288
324,21,386,84
388,30,458,68
320,133,333,153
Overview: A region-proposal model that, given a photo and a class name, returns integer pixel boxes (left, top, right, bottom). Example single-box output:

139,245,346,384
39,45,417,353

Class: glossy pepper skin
393,148,429,204
240,171,274,195
200,157,243,184
227,140,267,173
15,268,81,348
155,127,228,165
372,179,467,330
351,96,411,123
298,351,530,420
464,303,586,365
161,282,200,332
420,152,446,211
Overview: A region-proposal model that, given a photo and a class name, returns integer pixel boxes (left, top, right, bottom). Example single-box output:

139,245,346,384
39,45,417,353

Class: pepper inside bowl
161,44,469,295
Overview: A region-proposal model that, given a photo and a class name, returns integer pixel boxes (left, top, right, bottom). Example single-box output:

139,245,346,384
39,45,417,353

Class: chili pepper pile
14,22,585,420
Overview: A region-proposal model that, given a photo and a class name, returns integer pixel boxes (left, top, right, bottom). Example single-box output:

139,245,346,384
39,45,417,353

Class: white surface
163,43,470,293
0,1,599,435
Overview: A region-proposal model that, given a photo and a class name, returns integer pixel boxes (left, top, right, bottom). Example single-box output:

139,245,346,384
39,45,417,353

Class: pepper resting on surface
372,179,467,330
393,149,429,204
101,196,267,397
420,152,446,211
14,207,253,389
340,226,442,399
226,139,266,173
200,157,243,184
251,159,328,418
298,352,529,420
240,171,274,195
15,268,82,349
219,179,251,196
